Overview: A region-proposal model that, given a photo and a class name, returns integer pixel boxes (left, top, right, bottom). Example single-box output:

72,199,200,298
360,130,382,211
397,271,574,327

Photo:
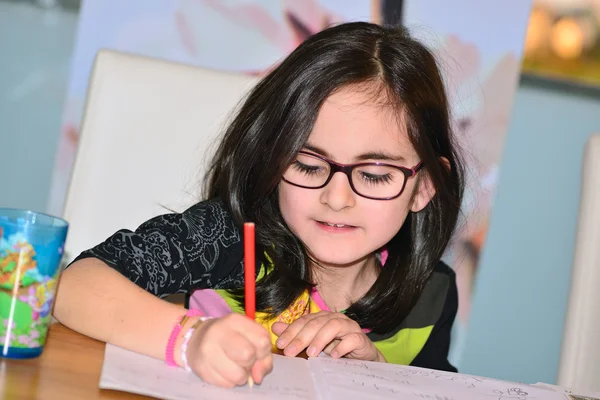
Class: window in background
523,0,600,87
0,0,79,212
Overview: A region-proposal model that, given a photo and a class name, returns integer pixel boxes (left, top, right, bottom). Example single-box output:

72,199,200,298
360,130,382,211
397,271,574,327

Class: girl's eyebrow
303,142,406,163
355,151,406,163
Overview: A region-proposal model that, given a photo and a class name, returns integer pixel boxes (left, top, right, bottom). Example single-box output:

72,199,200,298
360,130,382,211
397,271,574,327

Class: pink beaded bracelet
181,316,213,372
165,309,204,367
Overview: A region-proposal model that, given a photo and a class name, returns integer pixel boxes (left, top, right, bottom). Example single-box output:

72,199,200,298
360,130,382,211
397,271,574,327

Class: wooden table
1,323,148,399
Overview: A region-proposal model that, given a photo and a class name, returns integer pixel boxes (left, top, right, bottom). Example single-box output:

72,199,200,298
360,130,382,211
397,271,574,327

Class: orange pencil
243,222,256,387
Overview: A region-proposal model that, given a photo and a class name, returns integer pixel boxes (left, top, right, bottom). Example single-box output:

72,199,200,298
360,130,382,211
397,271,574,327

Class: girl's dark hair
205,21,465,333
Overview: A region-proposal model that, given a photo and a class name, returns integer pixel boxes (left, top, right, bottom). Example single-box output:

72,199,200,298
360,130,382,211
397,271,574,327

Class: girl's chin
306,250,374,269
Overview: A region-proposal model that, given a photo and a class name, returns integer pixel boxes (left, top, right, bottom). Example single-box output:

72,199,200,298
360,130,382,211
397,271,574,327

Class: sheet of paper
533,383,600,400
309,357,571,400
99,344,319,400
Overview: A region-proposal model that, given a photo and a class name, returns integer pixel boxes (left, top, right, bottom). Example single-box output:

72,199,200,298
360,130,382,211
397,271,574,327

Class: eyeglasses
282,151,423,200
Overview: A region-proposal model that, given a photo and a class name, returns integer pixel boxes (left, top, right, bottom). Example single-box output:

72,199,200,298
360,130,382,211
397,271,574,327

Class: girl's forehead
307,89,415,162
318,85,403,126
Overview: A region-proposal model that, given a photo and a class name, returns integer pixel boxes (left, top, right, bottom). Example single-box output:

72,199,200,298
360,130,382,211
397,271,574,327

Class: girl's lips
315,221,358,232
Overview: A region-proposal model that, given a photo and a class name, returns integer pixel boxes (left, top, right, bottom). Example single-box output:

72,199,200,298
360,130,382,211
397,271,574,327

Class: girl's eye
359,171,395,185
292,161,325,176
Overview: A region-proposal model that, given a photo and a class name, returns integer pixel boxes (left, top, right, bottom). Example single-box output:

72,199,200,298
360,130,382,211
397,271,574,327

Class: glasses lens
352,165,406,199
283,153,330,188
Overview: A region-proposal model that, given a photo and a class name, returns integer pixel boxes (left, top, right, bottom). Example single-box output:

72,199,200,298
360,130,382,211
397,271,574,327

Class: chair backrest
62,49,258,263
557,133,600,392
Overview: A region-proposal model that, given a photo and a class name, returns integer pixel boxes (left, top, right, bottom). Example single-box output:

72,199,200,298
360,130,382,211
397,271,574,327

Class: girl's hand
271,311,386,362
184,313,273,388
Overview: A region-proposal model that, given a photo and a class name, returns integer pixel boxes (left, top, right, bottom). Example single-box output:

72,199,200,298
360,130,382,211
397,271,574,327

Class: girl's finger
280,314,335,357
322,338,340,356
305,317,353,357
251,354,274,384
195,359,238,388
328,332,369,359
227,314,272,355
271,321,289,336
214,347,254,386
274,313,321,350
223,331,260,368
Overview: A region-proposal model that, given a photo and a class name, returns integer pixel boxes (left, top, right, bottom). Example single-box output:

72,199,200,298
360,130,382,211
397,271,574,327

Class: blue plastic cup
0,208,68,359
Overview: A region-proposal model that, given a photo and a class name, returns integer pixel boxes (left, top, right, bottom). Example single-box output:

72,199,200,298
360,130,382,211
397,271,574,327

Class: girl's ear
410,157,450,213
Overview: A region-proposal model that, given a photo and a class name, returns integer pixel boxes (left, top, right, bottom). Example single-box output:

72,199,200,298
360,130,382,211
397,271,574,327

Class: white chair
557,133,600,393
61,49,258,264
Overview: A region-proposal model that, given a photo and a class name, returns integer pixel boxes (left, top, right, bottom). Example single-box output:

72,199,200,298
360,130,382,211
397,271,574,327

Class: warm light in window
551,18,584,60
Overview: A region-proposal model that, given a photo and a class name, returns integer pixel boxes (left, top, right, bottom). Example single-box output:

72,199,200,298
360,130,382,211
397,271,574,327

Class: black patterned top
73,198,458,372
73,200,246,297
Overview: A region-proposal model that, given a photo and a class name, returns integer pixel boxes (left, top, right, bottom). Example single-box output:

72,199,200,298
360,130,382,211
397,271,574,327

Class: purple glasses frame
282,151,424,200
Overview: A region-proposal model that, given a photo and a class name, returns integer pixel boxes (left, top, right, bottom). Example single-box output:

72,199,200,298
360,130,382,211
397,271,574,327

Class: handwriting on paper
317,358,488,389
493,388,531,400
309,357,563,400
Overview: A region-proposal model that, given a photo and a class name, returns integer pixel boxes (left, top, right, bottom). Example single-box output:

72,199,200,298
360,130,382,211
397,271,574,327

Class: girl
54,21,465,388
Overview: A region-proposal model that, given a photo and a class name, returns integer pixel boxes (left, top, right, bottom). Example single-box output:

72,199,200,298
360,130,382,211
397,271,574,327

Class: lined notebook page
308,357,570,400
100,344,318,400
100,343,575,400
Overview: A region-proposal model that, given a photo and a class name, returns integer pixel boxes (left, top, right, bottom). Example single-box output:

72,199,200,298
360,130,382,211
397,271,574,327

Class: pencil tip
248,376,254,388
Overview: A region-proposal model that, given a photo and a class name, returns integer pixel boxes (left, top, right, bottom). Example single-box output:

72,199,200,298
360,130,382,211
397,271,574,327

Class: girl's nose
319,171,356,211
